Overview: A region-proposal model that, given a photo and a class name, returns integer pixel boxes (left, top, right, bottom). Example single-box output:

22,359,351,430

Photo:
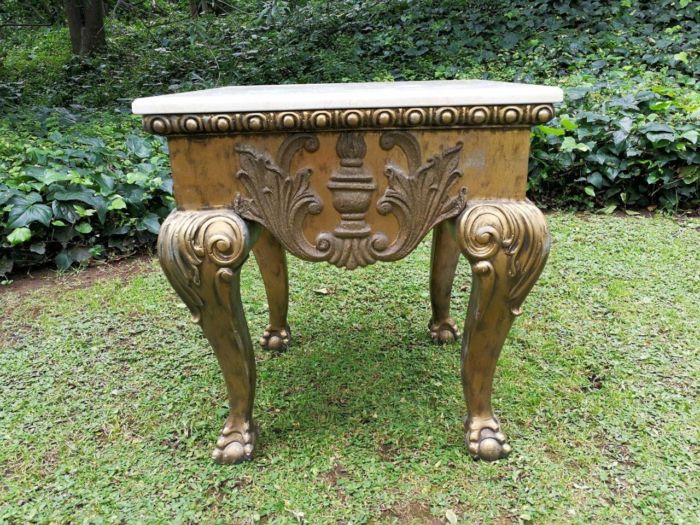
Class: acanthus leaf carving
373,131,467,261
232,132,468,270
233,134,323,258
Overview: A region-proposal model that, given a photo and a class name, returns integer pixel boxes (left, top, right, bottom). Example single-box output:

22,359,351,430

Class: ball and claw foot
212,419,257,464
429,318,460,344
465,417,512,462
260,325,291,351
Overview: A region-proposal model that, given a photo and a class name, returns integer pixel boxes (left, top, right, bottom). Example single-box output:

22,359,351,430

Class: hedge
1,0,698,276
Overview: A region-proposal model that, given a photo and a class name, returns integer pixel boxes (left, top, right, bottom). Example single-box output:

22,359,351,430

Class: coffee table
132,80,563,463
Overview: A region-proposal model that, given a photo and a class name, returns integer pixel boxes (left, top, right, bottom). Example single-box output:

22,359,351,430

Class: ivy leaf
587,172,605,189
160,177,173,194
561,137,590,152
537,125,564,136
7,227,32,246
646,132,676,145
566,87,590,101
641,123,674,133
587,151,610,165
51,187,108,223
95,174,115,194
10,192,42,206
7,201,52,229
618,116,633,134
126,135,153,159
55,247,91,270
681,130,698,144
609,95,638,110
673,51,688,64
108,197,127,210
649,101,673,111
612,130,628,145
0,185,20,206
501,32,521,49
25,167,72,185
138,213,161,234
30,242,46,254
52,201,80,224
560,117,577,131
75,222,93,234
55,250,73,270
77,137,106,149
679,166,699,184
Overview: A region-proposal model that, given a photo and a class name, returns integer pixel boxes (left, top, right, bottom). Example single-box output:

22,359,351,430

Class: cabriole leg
429,220,461,344
456,200,550,461
252,228,290,351
158,209,258,464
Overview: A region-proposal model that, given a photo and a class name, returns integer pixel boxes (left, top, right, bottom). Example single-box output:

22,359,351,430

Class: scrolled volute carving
157,209,250,323
457,201,550,317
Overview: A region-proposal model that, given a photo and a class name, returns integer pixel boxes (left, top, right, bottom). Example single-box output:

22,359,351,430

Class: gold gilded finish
167,129,531,211
252,228,290,351
143,104,554,135
147,98,554,464
157,209,258,463
327,132,376,240
429,221,461,344
232,131,466,269
456,200,550,461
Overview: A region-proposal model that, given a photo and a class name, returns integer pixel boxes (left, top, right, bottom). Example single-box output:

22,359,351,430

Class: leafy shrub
0,109,172,277
0,28,71,107
1,0,699,276
530,76,699,210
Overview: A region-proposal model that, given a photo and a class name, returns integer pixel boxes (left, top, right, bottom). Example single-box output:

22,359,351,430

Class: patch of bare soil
376,501,443,524
2,254,157,297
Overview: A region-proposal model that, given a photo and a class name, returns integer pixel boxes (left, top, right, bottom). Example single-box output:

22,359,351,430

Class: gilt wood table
132,80,563,464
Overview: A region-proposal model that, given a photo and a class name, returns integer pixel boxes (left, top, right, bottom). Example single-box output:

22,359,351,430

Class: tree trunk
64,0,83,54
81,0,105,54
64,0,106,55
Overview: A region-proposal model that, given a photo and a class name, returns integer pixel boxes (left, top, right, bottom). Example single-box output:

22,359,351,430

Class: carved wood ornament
143,103,555,135
157,210,258,464
232,131,467,269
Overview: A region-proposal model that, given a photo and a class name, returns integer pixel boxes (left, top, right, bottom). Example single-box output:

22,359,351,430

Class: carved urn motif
327,132,376,238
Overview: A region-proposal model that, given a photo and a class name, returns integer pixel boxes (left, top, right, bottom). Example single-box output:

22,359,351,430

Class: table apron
166,128,532,269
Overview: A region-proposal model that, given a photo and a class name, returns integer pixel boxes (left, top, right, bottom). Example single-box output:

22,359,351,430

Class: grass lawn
1,213,698,524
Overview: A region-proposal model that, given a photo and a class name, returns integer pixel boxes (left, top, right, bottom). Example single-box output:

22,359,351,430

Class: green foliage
530,75,700,210
0,109,172,276
1,0,699,274
0,28,71,106
0,0,64,25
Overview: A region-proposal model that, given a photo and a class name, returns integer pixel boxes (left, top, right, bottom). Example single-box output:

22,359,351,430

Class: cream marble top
132,80,563,115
